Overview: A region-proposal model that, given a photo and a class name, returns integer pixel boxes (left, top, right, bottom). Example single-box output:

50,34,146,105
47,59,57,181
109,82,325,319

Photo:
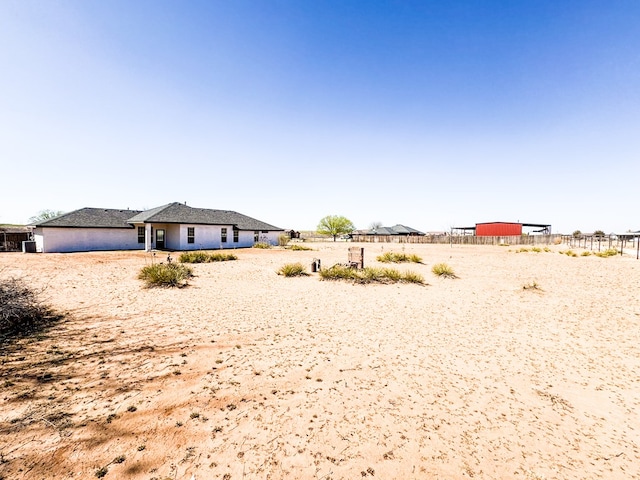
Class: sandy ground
1,242,639,480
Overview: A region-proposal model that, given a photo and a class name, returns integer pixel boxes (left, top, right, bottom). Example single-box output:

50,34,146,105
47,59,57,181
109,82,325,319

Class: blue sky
2,1,639,233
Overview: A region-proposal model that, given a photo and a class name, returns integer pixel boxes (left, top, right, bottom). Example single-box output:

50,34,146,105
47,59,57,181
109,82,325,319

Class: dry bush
0,276,60,339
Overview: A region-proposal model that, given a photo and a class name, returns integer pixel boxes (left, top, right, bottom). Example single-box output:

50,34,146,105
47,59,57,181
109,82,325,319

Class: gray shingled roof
390,224,425,235
32,208,142,228
127,202,282,230
362,224,425,235
35,203,282,231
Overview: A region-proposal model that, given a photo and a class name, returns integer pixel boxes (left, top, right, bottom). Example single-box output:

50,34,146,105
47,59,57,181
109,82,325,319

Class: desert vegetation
595,248,619,258
277,263,309,277
252,242,272,249
376,252,423,263
0,275,60,340
138,263,193,287
431,262,457,278
179,251,237,263
319,264,424,284
287,244,313,251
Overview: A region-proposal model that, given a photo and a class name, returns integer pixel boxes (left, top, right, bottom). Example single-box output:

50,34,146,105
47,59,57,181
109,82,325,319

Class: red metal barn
475,222,522,236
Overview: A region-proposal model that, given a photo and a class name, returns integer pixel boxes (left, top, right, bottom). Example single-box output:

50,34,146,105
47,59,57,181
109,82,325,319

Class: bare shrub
0,276,60,339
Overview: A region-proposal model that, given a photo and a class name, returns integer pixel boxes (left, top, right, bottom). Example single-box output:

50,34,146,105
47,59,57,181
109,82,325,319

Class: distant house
31,202,283,253
355,224,425,236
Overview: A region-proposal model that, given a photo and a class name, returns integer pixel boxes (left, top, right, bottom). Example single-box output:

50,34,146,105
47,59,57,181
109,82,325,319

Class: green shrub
179,251,237,263
319,265,424,284
531,247,541,253
179,251,209,263
595,248,618,258
376,252,423,263
288,244,313,251
516,247,529,253
277,263,309,277
207,252,238,261
402,270,426,284
543,247,551,252
581,251,592,256
431,263,457,278
253,242,272,249
138,263,193,287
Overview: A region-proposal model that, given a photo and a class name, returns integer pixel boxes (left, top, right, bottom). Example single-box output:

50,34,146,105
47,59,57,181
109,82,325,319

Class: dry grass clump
376,252,423,263
581,251,592,257
179,251,237,263
319,265,424,285
559,250,578,257
0,276,61,339
138,263,193,287
278,234,290,246
595,248,619,258
287,244,313,251
277,263,309,277
523,280,542,291
253,242,272,249
431,263,457,278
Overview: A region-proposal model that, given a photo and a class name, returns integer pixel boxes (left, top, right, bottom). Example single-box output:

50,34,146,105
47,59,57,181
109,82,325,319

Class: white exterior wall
174,225,281,250
33,225,283,253
34,227,141,253
176,224,225,250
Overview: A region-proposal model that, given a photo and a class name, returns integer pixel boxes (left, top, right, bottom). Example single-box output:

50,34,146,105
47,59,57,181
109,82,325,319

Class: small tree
29,209,64,224
369,221,383,232
317,215,355,241
572,230,582,238
593,230,605,238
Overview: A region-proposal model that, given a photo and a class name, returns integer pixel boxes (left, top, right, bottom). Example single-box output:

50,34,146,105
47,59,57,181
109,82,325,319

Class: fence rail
349,234,564,245
0,232,31,252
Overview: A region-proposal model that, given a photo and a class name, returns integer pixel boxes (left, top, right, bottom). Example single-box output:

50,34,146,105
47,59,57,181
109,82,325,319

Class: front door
156,229,165,249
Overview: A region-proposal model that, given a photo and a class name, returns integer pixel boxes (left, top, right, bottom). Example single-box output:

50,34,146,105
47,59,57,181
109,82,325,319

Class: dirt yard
1,242,639,479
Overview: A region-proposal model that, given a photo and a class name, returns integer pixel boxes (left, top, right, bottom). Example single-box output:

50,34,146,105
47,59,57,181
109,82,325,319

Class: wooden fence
0,230,31,252
349,234,563,246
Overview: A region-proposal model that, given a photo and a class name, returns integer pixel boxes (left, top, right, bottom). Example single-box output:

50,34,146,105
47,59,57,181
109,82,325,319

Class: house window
221,228,227,243
137,227,145,244
187,227,195,244
254,231,259,242
233,229,239,243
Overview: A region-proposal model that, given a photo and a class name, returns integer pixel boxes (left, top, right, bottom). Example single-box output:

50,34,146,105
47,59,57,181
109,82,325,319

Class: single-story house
31,202,283,253
354,224,425,236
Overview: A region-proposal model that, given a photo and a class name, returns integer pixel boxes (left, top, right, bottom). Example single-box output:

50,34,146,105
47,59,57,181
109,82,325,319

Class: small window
221,227,227,243
233,229,239,243
187,227,195,244
137,226,145,244
254,231,259,242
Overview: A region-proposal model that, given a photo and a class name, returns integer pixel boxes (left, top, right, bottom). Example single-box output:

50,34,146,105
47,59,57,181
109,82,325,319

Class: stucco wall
34,227,141,253
34,225,283,253
174,225,282,250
